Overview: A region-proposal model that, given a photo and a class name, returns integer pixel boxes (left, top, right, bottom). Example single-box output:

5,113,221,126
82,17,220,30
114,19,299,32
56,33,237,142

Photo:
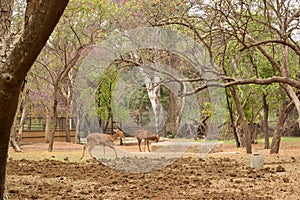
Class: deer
135,130,160,152
80,128,125,160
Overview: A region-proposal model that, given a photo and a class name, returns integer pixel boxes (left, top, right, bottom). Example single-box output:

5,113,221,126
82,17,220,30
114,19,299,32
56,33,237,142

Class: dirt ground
6,139,300,200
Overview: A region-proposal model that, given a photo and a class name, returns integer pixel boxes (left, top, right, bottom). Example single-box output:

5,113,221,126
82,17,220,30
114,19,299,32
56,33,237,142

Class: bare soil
7,140,300,200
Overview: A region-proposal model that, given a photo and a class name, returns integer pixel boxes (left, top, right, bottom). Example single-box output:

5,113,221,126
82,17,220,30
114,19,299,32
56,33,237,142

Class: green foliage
201,102,212,117
95,66,118,121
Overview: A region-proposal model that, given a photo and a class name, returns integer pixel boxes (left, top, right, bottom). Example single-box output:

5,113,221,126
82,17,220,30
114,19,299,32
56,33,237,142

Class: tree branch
182,76,300,96
240,39,300,56
3,0,69,82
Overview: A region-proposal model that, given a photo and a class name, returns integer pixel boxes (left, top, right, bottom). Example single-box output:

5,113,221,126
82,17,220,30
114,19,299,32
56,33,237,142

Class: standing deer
135,130,160,152
80,128,125,160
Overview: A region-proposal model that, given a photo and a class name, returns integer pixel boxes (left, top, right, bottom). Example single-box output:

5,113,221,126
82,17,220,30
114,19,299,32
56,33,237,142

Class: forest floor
6,138,300,200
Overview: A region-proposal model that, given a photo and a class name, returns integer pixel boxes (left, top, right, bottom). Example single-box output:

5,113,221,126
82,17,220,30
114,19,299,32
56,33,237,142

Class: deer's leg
147,140,151,152
80,145,86,160
103,145,106,158
109,146,117,158
144,139,147,152
137,138,142,152
88,143,97,160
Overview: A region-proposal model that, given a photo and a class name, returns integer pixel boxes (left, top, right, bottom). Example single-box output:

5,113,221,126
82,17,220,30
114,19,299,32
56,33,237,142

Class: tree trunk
229,86,252,154
285,85,300,128
44,110,51,143
75,116,80,143
65,116,71,142
270,85,295,153
75,105,82,143
0,3,15,195
17,109,26,145
141,68,165,132
3,172,8,200
270,99,294,153
270,107,285,154
10,111,22,152
17,88,30,144
225,88,240,147
262,93,270,149
48,90,58,152
9,82,27,152
0,1,69,198
166,88,180,135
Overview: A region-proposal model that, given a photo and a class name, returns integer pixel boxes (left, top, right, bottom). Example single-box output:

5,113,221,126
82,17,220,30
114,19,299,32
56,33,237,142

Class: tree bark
48,86,59,152
270,98,295,153
140,68,165,132
225,88,240,147
44,110,51,143
10,109,22,152
229,86,252,154
65,116,71,142
166,87,180,136
270,106,285,154
0,1,69,198
262,94,270,149
16,88,30,145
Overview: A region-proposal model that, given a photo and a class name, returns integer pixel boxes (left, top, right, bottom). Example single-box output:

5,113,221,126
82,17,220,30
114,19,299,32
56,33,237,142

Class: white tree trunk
140,68,165,132
17,105,27,144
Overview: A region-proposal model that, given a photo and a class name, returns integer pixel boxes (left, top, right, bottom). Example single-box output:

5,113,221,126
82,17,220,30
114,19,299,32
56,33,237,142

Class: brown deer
135,130,160,152
80,128,125,160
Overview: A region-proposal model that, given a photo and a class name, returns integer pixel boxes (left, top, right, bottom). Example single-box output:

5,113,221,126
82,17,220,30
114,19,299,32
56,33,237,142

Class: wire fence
18,117,75,131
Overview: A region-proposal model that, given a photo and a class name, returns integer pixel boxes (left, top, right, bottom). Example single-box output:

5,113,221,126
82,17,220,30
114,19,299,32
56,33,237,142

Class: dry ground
6,139,300,200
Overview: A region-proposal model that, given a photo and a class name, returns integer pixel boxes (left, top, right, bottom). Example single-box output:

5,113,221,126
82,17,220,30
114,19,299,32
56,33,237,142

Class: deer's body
80,128,125,160
135,130,160,152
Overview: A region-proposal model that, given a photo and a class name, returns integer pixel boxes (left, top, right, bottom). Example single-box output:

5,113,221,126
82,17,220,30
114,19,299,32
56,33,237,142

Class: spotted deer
80,128,125,160
135,130,160,152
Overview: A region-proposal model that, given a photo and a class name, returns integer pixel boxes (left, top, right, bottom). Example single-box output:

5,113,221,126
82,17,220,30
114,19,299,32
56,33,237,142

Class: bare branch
240,39,300,56
182,76,300,96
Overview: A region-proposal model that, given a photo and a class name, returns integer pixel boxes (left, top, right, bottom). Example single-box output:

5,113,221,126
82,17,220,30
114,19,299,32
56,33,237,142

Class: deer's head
114,128,125,139
155,134,160,142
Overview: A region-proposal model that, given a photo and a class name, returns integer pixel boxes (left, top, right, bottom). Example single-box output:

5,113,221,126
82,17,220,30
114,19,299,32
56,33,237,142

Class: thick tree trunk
0,1,69,198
